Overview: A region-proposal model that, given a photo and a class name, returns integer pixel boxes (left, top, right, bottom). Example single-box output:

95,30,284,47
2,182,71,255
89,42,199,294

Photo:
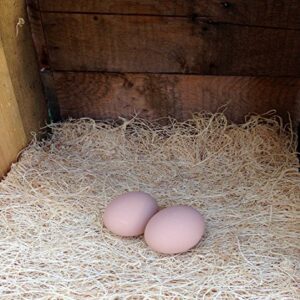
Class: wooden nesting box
1,0,300,177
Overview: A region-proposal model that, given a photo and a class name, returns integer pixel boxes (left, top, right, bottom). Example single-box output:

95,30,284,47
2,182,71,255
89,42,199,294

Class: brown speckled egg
144,205,205,254
103,192,158,237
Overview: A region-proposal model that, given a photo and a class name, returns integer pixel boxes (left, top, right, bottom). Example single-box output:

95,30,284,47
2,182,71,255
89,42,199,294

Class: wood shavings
0,112,299,299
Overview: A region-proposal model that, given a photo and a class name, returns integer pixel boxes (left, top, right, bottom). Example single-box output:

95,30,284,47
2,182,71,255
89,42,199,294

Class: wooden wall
29,0,300,124
0,0,47,178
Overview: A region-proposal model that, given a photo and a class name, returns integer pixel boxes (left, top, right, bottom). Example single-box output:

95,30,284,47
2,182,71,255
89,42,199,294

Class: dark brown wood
26,0,50,69
41,13,300,76
53,72,300,124
39,0,300,29
40,70,61,122
27,0,60,121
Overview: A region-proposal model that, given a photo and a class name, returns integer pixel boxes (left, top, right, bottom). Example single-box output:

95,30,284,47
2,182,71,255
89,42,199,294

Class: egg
144,205,205,254
103,191,158,237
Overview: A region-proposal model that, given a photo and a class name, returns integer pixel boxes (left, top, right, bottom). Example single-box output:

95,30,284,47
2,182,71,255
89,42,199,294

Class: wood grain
39,0,300,29
27,0,60,122
26,0,50,69
0,0,47,178
41,13,300,76
0,0,47,137
53,72,300,125
0,35,27,178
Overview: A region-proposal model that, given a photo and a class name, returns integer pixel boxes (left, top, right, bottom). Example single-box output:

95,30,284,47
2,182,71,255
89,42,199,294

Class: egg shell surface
103,192,158,237
144,205,205,254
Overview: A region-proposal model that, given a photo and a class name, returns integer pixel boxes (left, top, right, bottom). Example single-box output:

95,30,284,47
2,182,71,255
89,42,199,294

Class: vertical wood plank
0,0,47,138
26,0,61,122
26,0,50,69
0,35,27,178
0,0,47,178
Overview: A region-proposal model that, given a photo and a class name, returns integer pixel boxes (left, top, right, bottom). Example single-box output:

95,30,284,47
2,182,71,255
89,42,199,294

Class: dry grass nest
0,112,299,299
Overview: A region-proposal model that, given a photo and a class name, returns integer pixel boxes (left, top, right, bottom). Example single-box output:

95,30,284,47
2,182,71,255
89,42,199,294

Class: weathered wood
0,35,27,178
53,72,300,125
0,0,47,178
40,70,61,122
41,13,300,76
26,0,60,122
26,0,50,69
0,0,47,137
39,0,300,29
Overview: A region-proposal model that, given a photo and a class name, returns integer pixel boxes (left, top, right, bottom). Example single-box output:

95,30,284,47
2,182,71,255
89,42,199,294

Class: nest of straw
0,112,299,299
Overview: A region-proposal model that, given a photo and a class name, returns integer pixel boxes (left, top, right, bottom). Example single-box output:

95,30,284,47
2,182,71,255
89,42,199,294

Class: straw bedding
0,113,299,300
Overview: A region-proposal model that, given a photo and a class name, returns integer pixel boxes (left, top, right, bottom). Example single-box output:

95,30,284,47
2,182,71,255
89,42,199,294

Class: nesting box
1,0,300,176
0,1,299,299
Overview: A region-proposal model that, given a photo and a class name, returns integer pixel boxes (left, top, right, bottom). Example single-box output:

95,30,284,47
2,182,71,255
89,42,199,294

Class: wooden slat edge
26,0,49,68
26,0,61,122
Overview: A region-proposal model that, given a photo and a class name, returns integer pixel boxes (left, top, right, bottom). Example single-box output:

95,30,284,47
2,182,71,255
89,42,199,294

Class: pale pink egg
144,205,205,254
103,192,158,237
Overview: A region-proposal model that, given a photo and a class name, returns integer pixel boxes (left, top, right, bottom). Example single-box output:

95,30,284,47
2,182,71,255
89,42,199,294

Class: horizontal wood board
42,13,300,76
53,72,300,124
39,0,300,29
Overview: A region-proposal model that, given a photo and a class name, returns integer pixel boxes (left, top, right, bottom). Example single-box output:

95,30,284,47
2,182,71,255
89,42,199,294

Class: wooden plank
40,69,61,122
39,0,300,30
41,13,300,76
53,72,300,125
0,0,47,178
26,0,50,69
0,0,47,139
0,35,27,178
26,0,61,122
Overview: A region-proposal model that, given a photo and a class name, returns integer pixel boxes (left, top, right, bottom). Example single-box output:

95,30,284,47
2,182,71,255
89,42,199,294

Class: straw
0,112,299,299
